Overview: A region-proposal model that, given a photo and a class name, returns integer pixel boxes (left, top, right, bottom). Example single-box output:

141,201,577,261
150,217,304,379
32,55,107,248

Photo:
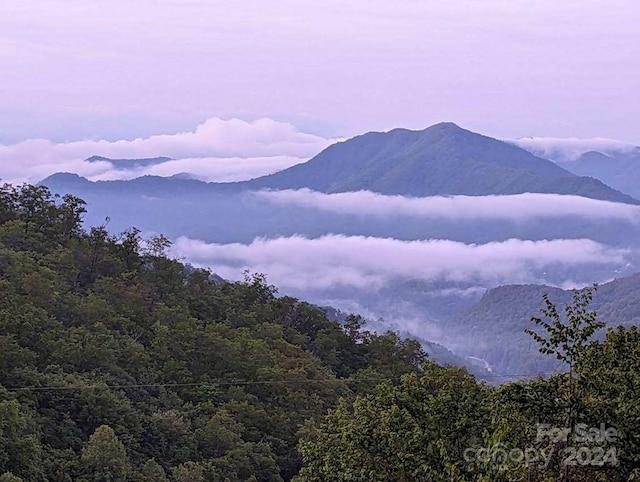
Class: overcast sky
1,0,639,145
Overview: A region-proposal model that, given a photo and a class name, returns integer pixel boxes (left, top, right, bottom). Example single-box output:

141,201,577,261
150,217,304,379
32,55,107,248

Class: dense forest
1,184,639,481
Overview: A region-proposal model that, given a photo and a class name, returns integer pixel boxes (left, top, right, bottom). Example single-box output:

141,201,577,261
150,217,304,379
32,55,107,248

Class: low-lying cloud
512,137,639,162
90,156,308,183
173,234,628,292
0,117,332,183
254,189,640,222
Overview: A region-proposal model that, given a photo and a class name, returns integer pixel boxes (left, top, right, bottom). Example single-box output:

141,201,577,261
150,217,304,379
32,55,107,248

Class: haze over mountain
514,137,640,199
561,150,640,199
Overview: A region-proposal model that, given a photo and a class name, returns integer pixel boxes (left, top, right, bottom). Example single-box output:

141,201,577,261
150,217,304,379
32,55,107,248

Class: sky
1,0,639,147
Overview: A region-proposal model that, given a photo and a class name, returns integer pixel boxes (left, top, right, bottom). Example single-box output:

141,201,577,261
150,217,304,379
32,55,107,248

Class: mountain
445,273,640,376
41,172,238,197
246,123,640,204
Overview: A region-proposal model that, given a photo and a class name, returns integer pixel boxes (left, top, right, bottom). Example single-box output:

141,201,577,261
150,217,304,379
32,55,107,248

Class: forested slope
0,184,426,481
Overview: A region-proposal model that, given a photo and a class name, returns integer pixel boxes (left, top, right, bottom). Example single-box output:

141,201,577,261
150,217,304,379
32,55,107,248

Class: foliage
0,184,426,481
299,286,640,481
526,285,604,373
297,365,489,481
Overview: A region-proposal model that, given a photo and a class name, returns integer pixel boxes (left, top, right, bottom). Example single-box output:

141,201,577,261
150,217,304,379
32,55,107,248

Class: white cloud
255,189,640,222
172,235,628,292
0,117,331,184
87,156,307,183
511,137,639,162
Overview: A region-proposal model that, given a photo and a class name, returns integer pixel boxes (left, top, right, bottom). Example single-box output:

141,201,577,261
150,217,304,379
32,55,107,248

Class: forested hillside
1,184,639,481
0,184,426,481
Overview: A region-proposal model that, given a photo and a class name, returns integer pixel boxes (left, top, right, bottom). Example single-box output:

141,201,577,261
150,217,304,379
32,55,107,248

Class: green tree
297,364,489,481
526,286,604,378
0,473,24,482
524,286,612,481
171,461,204,482
80,425,131,481
526,286,604,428
579,326,640,479
132,458,167,482
0,398,43,481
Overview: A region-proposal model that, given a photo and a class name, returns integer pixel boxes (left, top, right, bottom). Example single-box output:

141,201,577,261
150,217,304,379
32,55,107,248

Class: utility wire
2,372,559,392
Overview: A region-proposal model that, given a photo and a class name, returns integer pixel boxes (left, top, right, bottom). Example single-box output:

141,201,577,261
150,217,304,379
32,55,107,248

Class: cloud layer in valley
255,189,640,223
173,235,628,292
0,117,332,184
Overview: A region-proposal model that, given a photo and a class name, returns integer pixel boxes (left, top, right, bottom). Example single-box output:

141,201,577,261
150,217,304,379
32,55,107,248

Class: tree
0,473,24,482
525,286,604,425
525,286,607,481
80,425,131,481
171,462,204,482
579,326,640,479
526,285,604,378
297,364,489,481
132,459,167,482
0,398,43,480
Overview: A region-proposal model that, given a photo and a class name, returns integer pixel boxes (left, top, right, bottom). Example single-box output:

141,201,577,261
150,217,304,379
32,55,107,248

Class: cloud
254,189,640,223
511,137,639,162
87,156,307,183
0,117,332,184
172,235,628,292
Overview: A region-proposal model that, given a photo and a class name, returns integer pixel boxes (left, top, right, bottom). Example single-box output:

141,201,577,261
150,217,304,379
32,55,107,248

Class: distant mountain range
43,122,639,205
36,123,640,377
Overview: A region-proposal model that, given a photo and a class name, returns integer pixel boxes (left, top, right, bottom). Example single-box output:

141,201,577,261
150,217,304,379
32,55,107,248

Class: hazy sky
1,0,639,145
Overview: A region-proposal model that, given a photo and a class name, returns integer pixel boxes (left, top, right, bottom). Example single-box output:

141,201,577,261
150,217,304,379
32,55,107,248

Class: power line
2,378,390,392
2,372,559,392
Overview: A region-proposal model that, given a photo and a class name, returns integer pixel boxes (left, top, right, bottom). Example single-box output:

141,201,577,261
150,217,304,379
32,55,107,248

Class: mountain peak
40,172,88,185
425,121,464,131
